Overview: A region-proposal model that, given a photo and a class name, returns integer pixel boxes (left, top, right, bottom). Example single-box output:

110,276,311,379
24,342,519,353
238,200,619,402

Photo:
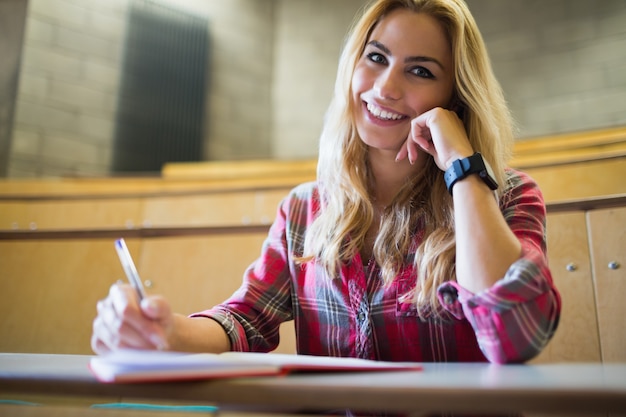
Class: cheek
350,66,369,102
407,86,454,114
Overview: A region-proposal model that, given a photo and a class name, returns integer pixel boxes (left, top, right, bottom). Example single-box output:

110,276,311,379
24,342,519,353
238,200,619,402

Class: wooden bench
0,126,624,360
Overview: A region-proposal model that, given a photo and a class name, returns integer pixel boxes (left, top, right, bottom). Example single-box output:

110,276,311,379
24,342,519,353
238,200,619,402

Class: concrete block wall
9,0,125,177
271,0,366,159
8,0,274,177
466,0,626,139
274,0,626,156
6,0,626,177
198,0,274,161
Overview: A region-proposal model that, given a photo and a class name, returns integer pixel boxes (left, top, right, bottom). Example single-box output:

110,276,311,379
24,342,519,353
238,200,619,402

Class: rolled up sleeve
438,170,561,363
438,247,560,363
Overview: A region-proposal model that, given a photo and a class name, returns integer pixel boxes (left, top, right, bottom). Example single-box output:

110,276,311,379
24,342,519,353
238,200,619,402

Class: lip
361,100,408,126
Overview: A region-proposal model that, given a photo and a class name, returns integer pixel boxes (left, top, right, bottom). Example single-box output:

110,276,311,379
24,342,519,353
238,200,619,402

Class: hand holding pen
91,239,233,355
90,239,171,354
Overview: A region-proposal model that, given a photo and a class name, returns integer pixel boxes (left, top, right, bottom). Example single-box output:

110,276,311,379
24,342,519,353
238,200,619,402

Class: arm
438,170,561,363
168,314,231,353
398,108,560,363
91,283,231,354
189,187,307,352
92,187,307,355
451,165,522,293
400,108,521,291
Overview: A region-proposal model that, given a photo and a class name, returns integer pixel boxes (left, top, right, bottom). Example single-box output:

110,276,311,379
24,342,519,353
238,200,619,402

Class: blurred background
1,0,625,178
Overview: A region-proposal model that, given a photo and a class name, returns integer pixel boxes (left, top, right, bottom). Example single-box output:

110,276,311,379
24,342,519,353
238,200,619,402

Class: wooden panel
0,173,307,198
530,212,601,363
141,189,287,228
0,234,297,356
0,239,128,354
512,125,626,168
587,206,626,362
162,158,317,180
137,235,296,354
523,158,626,203
0,199,142,231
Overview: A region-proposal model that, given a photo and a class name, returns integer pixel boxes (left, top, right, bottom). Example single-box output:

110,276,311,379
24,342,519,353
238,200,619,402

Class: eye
366,52,387,65
410,66,435,79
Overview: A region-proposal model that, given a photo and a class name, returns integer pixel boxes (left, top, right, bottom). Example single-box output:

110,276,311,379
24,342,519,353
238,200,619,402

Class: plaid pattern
193,169,560,363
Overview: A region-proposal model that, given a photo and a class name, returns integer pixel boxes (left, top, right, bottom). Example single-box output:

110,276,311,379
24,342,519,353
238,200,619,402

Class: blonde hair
300,0,514,317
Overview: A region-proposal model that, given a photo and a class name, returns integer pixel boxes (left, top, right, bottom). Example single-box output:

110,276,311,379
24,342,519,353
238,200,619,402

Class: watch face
480,156,498,190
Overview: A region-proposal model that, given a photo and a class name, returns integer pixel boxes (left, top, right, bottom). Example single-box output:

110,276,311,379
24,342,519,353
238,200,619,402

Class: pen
114,238,146,301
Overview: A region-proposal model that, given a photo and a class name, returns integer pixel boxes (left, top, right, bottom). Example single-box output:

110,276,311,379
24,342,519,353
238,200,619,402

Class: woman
92,0,560,364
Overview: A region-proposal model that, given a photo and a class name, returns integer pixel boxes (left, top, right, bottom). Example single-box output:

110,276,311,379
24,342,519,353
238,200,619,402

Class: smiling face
351,9,455,157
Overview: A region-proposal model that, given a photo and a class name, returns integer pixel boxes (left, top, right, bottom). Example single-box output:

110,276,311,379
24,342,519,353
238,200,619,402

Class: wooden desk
1,354,625,415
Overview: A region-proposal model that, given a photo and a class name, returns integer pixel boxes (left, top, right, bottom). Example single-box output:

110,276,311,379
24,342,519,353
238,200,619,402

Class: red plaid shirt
193,169,561,363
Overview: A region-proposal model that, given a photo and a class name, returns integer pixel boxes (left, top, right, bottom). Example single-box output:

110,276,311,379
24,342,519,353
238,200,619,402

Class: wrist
443,150,474,171
443,152,498,195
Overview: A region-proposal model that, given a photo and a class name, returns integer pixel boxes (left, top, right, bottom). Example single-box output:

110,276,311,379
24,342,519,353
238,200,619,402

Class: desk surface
1,353,625,415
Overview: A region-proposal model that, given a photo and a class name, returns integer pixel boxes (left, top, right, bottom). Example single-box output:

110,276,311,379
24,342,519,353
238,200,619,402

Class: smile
366,102,407,121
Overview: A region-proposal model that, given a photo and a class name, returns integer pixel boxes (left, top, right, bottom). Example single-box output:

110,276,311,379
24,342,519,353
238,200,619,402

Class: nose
374,68,403,100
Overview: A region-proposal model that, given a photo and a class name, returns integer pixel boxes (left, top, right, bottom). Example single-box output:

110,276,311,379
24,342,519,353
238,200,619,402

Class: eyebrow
367,40,446,70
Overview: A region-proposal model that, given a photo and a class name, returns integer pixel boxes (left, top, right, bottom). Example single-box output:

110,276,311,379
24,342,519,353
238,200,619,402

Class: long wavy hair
300,0,514,317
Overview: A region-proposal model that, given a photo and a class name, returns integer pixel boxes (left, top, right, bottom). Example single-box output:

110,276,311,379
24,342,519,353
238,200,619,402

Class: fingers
395,121,433,164
99,294,150,349
139,297,171,350
395,143,408,162
407,139,419,165
91,283,169,354
398,107,471,170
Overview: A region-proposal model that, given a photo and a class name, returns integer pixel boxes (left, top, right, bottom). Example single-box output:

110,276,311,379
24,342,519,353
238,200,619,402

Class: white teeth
366,102,404,120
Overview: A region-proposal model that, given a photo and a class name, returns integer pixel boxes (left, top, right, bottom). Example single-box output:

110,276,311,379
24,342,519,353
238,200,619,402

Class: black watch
443,152,498,195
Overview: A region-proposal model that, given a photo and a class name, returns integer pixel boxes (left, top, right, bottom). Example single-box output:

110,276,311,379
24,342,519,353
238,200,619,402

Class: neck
367,149,424,206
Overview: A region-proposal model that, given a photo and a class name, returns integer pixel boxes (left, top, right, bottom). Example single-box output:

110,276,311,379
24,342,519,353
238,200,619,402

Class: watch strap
444,152,498,195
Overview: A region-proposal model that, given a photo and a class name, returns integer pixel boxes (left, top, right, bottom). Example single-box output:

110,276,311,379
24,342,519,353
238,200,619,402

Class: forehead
368,9,452,62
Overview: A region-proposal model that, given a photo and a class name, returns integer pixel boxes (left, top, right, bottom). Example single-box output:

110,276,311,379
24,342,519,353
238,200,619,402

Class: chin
357,130,406,151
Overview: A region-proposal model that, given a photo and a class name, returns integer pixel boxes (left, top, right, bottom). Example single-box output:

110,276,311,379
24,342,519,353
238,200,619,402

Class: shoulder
501,168,547,214
504,167,537,186
271,182,320,248
278,181,321,218
288,181,319,198
282,181,320,205
504,168,540,193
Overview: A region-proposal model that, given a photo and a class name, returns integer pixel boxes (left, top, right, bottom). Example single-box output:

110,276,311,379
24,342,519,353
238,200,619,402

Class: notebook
89,350,422,383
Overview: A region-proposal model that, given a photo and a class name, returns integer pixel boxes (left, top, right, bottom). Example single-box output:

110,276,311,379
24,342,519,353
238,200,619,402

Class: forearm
440,250,561,363
168,314,231,353
452,175,522,293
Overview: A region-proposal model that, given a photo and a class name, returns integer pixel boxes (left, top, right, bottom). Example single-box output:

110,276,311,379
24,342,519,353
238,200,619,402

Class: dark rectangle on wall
112,0,209,173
